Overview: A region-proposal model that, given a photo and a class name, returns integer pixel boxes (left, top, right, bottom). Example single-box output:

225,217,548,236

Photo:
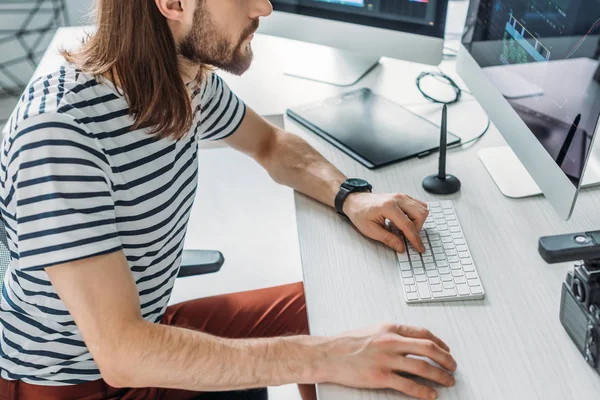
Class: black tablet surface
286,88,461,169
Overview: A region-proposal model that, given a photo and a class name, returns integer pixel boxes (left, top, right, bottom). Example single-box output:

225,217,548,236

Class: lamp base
422,174,461,195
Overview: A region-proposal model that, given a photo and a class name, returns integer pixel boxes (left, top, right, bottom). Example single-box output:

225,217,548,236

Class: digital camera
539,230,600,376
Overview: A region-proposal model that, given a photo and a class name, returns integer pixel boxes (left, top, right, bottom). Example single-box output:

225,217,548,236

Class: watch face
346,178,370,188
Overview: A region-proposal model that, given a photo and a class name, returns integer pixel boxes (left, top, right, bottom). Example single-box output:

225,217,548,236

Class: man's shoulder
6,66,112,134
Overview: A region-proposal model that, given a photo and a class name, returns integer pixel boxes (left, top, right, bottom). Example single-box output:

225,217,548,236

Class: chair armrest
177,250,224,278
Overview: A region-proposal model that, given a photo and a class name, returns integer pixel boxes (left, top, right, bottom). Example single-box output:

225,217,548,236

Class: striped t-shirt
0,65,246,385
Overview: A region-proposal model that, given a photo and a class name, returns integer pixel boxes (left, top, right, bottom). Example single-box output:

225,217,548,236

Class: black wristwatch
335,178,373,217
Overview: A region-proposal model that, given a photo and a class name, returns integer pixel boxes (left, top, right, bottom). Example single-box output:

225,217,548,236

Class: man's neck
178,57,201,84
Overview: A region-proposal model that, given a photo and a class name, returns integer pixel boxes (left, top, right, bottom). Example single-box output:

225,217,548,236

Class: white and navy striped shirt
0,65,246,385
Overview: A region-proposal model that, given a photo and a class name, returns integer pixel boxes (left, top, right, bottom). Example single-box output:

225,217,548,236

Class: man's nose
249,0,273,19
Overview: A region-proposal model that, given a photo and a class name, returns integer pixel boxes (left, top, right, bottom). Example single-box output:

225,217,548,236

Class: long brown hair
63,0,203,140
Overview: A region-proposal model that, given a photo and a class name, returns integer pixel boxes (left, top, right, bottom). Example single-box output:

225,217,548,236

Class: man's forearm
102,320,330,391
260,129,346,208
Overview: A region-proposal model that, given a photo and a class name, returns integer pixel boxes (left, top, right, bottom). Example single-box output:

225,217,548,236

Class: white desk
224,32,600,400
13,24,600,400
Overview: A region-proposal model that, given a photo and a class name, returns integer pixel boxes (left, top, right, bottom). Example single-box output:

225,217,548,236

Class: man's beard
179,4,258,76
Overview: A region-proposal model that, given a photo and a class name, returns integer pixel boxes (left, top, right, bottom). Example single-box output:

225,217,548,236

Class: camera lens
591,305,600,323
573,279,586,302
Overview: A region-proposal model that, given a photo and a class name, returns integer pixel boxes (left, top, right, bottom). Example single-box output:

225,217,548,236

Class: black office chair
0,219,268,400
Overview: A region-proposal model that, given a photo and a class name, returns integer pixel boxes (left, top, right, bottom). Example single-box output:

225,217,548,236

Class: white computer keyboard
394,200,485,304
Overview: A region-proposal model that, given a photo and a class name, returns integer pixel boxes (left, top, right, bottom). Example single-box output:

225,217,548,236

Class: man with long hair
0,1,457,399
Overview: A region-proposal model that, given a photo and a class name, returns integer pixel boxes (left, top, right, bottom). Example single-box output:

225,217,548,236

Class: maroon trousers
0,283,314,400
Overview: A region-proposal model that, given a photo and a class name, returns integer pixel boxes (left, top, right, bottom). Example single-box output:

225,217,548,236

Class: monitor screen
462,0,600,186
271,0,448,38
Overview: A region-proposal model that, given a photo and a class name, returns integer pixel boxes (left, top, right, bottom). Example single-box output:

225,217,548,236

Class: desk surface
29,25,600,400
227,29,600,398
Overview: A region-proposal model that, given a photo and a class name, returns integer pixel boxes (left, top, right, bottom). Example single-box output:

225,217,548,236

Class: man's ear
154,0,186,22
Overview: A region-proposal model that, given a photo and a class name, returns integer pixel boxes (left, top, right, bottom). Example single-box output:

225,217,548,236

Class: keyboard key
430,284,442,292
449,226,461,233
454,276,467,284
452,233,464,240
404,286,413,293
440,274,453,282
449,262,462,270
412,260,424,268
437,224,449,231
463,264,475,272
443,282,454,290
452,270,464,277
454,238,465,245
438,267,450,275
424,263,436,271
429,277,441,285
467,278,481,287
439,231,451,237
402,271,414,278
443,209,454,215
417,283,431,299
446,215,457,221
437,260,449,267
461,258,473,265
470,286,484,295
456,284,470,296
446,249,458,256
434,253,447,261
423,256,434,264
433,288,458,299
465,271,478,280
424,222,435,230
397,252,409,262
441,201,452,209
432,248,444,255
427,270,439,278
399,262,412,271
415,275,427,282
456,245,468,252
414,268,425,275
442,236,453,243
404,278,415,285
443,243,455,250
448,220,459,227
422,250,432,257
448,256,460,263
458,252,470,259
407,292,419,301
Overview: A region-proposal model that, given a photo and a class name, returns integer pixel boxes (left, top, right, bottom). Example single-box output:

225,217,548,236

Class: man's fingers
385,208,424,252
385,374,438,400
393,357,455,388
373,224,405,253
397,338,457,372
397,325,451,352
396,198,429,232
403,194,428,209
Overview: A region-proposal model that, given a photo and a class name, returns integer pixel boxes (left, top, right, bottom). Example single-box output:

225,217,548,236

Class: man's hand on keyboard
343,192,429,253
322,323,457,399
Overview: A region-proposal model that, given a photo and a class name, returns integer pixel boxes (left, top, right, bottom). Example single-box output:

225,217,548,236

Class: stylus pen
556,113,581,167
438,104,448,179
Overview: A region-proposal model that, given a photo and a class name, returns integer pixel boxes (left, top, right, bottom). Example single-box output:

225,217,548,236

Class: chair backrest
0,219,10,293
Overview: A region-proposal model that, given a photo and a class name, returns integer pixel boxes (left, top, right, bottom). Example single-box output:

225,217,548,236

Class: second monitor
258,0,450,85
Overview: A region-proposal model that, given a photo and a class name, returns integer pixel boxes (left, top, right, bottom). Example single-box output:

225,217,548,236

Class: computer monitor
258,0,450,86
458,0,600,220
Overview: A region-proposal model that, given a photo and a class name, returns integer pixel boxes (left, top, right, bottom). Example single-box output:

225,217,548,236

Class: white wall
0,0,92,95
65,0,94,26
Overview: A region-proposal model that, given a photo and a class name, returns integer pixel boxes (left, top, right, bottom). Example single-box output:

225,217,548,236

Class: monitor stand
283,44,380,87
478,146,600,198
